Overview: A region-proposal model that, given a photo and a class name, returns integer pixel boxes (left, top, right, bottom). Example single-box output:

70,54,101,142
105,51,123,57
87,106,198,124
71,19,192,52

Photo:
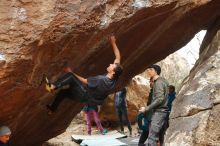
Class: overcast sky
177,30,207,68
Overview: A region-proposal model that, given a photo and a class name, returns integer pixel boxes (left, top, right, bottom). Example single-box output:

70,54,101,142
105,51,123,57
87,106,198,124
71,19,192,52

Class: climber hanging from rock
44,35,122,114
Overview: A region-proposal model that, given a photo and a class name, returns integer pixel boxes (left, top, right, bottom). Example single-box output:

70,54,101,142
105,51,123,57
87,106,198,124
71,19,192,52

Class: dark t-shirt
86,75,116,106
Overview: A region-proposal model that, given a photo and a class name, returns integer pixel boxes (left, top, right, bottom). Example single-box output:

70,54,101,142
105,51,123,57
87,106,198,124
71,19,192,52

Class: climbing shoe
44,76,53,92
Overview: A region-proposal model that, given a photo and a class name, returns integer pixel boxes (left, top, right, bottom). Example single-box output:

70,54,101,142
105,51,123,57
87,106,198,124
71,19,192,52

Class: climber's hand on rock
110,35,116,44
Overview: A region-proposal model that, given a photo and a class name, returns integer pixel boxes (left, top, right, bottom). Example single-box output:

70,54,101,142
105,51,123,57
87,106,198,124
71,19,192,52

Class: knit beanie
147,64,161,75
0,126,11,136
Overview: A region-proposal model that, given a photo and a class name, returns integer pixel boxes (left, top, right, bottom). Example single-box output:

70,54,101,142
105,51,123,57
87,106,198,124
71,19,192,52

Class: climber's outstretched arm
110,35,121,64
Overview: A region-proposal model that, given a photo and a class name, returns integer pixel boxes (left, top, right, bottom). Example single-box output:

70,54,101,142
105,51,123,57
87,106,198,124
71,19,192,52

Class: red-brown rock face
0,0,220,145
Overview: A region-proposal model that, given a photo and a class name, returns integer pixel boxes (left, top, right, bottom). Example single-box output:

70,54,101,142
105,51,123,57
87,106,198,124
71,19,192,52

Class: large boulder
0,0,220,145
165,20,220,146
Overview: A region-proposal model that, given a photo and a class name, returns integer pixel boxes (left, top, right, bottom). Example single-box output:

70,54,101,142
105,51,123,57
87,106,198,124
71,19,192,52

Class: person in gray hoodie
139,65,169,146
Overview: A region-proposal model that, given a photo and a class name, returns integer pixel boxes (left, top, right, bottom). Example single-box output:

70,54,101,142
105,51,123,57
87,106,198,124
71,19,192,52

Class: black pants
49,72,88,111
116,107,132,132
138,130,149,146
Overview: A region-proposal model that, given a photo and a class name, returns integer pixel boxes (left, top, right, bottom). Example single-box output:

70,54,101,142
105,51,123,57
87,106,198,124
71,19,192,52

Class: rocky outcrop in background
139,52,191,90
157,53,190,89
1,0,220,145
99,76,149,123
